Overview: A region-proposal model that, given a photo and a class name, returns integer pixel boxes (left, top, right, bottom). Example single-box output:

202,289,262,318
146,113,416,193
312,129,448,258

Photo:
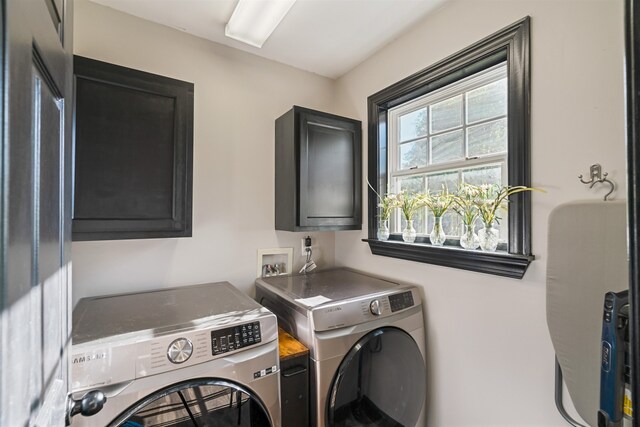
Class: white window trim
386,63,509,238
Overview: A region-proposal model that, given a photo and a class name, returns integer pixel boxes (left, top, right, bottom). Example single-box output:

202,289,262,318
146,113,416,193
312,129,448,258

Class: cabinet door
299,111,361,228
72,56,194,241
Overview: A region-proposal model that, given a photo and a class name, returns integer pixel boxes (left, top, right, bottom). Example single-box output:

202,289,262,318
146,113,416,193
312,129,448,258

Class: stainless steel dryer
255,268,426,427
68,282,281,427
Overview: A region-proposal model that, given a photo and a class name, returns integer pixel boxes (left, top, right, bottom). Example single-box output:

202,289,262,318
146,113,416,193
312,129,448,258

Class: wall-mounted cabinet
275,106,361,231
72,56,194,241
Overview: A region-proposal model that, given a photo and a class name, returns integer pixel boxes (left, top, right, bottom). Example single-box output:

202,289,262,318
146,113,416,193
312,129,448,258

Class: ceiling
89,0,446,79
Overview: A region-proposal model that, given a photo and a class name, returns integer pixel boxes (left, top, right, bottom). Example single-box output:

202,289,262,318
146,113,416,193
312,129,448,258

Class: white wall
71,0,337,304
333,0,625,426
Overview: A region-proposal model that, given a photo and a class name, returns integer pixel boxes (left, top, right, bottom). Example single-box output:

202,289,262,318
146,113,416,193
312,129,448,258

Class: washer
255,268,426,427
68,282,281,427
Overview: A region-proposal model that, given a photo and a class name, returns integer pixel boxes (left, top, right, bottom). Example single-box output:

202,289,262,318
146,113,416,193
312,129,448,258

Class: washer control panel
211,321,261,355
167,338,193,364
389,290,415,312
71,312,277,392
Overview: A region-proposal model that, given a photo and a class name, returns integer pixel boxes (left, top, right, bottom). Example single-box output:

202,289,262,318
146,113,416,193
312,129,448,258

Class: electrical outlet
301,236,312,253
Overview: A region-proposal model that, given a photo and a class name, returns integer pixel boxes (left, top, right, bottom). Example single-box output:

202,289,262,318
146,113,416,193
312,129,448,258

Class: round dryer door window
327,327,426,427
109,379,272,427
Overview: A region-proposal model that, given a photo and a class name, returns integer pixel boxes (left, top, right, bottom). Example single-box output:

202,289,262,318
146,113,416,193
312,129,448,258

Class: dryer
256,268,426,427
68,282,281,427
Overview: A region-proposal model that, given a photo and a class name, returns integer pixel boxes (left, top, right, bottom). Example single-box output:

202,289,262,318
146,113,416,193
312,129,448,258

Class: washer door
327,327,426,427
109,378,272,427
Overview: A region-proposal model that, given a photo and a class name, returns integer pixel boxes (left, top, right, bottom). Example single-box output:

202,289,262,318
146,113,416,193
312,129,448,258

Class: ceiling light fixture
225,0,297,48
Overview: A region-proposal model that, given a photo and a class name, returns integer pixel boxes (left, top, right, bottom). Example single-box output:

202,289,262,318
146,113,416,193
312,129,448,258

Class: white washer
68,282,281,427
256,268,426,427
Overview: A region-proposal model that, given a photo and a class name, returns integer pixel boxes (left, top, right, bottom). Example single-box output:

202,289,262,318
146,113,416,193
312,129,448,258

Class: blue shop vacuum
598,290,632,427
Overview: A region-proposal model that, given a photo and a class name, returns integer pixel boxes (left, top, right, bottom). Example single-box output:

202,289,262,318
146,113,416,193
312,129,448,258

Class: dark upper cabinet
275,106,362,231
72,56,194,241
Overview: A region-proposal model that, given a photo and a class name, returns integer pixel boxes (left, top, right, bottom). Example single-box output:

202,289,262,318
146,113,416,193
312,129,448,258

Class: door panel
44,0,64,36
0,0,73,426
36,65,66,422
299,111,361,228
306,123,355,218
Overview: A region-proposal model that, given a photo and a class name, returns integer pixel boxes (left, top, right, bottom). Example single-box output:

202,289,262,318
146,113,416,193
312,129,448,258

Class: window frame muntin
364,17,532,279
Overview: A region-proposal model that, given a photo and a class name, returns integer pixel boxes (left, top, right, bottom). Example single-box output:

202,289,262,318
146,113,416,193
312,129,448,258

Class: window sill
362,238,534,279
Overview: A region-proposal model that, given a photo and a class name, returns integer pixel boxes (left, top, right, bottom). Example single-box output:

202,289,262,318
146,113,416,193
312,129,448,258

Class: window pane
399,139,427,170
466,78,507,124
399,175,424,193
398,176,425,234
426,171,458,194
467,118,507,157
462,165,502,186
399,108,427,142
430,95,462,133
431,130,463,164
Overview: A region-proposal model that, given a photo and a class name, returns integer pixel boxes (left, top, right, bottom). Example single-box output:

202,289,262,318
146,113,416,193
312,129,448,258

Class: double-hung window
365,17,533,278
388,63,509,246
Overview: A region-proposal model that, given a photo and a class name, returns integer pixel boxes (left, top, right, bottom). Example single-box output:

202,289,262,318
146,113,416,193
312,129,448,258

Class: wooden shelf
278,328,309,361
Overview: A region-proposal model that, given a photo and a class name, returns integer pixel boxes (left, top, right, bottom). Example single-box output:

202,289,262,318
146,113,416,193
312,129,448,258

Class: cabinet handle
282,365,307,377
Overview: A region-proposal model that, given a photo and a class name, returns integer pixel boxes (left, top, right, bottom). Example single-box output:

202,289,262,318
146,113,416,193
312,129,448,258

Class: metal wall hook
578,164,615,201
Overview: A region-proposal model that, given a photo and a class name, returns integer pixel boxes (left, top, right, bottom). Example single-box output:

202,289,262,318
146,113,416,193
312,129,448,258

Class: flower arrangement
423,189,453,245
452,183,481,249
423,188,454,218
394,190,427,243
378,193,398,221
371,181,541,250
470,183,542,251
452,183,480,226
367,181,399,241
396,190,427,221
472,184,541,226
367,181,398,221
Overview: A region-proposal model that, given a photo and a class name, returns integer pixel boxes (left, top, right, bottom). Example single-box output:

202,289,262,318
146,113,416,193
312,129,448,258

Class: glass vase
402,219,417,243
478,220,499,252
459,223,480,250
377,219,390,241
429,216,446,246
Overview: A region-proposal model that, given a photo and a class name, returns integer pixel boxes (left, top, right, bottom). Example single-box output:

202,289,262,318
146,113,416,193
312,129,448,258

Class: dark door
0,0,73,425
625,0,640,421
327,327,426,427
299,109,362,229
109,379,272,427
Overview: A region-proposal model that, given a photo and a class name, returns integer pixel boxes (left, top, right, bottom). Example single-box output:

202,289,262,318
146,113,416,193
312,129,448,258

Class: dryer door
327,327,425,427
108,378,272,427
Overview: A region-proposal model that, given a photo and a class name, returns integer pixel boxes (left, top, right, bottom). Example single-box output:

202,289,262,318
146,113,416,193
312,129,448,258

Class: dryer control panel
211,321,261,355
389,291,415,312
311,287,421,331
